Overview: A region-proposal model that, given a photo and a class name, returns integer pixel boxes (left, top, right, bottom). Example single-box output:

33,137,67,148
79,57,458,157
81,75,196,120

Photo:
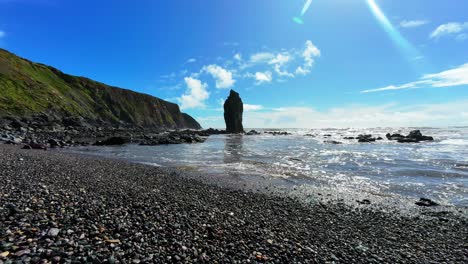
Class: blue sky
1,0,467,128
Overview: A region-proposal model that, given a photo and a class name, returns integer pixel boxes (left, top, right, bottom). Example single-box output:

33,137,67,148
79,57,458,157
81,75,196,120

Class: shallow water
65,127,468,207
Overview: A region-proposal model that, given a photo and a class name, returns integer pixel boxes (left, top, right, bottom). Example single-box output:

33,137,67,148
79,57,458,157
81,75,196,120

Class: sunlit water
64,127,468,208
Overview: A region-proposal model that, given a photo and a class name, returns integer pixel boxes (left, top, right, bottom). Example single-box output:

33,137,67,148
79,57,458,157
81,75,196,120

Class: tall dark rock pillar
224,90,244,133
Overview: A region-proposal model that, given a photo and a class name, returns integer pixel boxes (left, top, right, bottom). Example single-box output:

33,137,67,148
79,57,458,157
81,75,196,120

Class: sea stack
224,90,244,134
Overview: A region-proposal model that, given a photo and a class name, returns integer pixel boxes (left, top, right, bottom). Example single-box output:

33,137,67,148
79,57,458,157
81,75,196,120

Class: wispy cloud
177,77,210,110
0,31,5,38
430,22,468,40
361,63,468,93
250,52,275,64
400,20,429,28
186,58,196,63
244,104,264,111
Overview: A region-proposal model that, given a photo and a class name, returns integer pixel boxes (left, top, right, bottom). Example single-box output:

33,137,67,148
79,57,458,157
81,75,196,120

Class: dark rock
386,133,405,140
29,142,48,150
304,134,315,137
265,131,291,136
324,140,342,145
223,90,244,134
22,144,32,150
407,130,434,141
357,134,376,143
95,137,129,146
397,138,420,143
6,203,20,216
203,128,227,135
48,139,61,148
357,199,371,205
415,198,439,207
343,137,355,140
246,130,260,135
388,130,434,143
139,131,206,146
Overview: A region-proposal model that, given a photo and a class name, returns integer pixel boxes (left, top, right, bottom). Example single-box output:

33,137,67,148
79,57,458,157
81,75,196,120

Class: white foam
440,139,468,146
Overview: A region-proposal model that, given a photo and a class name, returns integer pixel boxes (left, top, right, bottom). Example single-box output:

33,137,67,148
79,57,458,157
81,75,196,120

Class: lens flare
293,0,313,24
301,0,313,16
366,0,419,59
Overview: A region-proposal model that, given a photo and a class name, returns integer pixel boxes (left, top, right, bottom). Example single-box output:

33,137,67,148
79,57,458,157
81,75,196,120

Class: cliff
0,49,201,129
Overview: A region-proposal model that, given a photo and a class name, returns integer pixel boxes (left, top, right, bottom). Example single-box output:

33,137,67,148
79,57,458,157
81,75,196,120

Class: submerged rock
224,90,244,134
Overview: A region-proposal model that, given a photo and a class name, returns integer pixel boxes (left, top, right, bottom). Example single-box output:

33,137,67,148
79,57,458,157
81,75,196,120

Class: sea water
64,127,468,208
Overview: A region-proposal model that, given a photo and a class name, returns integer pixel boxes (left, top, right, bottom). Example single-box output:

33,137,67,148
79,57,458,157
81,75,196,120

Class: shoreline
1,145,467,263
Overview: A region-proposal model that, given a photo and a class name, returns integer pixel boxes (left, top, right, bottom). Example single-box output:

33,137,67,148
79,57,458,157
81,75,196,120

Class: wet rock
265,131,291,136
407,130,434,141
324,140,342,145
415,198,439,207
202,128,227,135
139,131,206,146
224,90,244,134
246,130,260,135
357,134,376,143
388,130,434,143
397,138,420,143
386,133,405,141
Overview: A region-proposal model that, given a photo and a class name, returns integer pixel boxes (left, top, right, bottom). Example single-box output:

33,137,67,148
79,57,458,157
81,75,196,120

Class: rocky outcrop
223,90,244,134
386,130,434,143
0,49,201,130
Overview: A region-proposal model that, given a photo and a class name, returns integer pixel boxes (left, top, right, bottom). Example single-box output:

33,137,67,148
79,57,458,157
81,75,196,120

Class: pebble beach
1,145,467,263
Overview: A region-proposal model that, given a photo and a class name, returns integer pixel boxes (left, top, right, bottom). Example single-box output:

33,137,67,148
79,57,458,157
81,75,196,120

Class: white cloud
255,71,272,84
244,104,264,111
295,66,310,76
243,101,468,128
362,63,468,93
250,52,275,64
177,77,210,109
303,40,321,67
0,31,5,38
234,53,242,61
203,64,235,89
269,53,291,65
430,22,468,39
198,100,468,128
400,20,429,28
186,58,196,63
